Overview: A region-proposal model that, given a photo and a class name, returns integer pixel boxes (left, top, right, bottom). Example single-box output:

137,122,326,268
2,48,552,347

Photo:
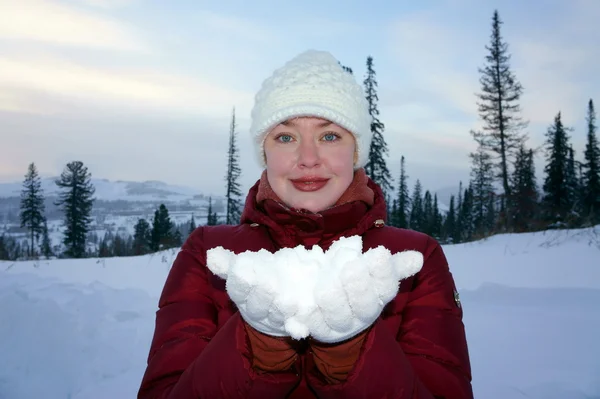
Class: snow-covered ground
1,227,599,398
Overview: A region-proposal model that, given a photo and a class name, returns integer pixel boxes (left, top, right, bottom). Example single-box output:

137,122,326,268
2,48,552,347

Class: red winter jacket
138,178,473,399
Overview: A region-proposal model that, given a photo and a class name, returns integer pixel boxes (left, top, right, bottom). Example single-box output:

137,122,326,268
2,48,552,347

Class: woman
137,50,473,399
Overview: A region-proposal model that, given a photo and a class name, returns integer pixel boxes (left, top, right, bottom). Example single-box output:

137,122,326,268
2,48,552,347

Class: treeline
360,10,599,244
94,198,220,258
0,154,234,261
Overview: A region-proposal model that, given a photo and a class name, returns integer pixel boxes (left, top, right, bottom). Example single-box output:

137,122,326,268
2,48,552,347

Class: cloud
0,55,254,118
0,0,148,52
510,5,600,129
385,9,482,117
194,10,275,44
72,0,140,8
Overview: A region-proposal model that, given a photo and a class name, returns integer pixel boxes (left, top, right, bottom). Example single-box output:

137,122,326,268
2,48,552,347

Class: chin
290,197,333,213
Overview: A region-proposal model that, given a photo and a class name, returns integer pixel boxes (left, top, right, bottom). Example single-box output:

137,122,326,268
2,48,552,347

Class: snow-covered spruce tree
471,10,528,230
542,112,574,226
225,107,243,225
582,99,600,224
55,161,95,258
363,56,393,196
20,162,46,258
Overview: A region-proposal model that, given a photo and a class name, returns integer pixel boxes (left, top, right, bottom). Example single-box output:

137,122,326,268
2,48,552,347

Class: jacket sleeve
306,237,473,399
137,227,300,399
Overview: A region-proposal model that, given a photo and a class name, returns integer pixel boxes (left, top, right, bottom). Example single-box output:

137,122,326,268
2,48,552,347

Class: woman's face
263,117,356,213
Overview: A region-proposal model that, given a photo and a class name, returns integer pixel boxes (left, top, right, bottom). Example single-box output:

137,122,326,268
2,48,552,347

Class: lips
290,177,329,192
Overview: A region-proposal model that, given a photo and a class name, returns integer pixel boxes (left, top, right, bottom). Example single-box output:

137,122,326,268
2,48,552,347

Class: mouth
289,177,329,192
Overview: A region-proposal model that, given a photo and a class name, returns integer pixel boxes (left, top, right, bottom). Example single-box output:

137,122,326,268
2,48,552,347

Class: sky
1,0,599,198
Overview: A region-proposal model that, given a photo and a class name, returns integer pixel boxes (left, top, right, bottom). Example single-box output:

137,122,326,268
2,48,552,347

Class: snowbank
1,227,599,398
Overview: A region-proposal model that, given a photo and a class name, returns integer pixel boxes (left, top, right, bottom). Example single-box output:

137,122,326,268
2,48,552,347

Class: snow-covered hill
1,226,599,398
0,177,204,202
0,177,227,254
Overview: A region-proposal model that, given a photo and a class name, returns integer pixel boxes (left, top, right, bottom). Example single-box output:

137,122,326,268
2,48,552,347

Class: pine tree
14,240,24,260
423,190,433,235
363,56,393,195
98,234,111,257
41,219,53,258
225,107,243,225
565,146,582,224
133,218,151,255
338,62,353,74
388,199,398,227
126,235,134,255
112,234,130,257
459,185,475,241
471,10,527,230
395,156,410,228
443,195,457,244
409,180,423,232
206,197,218,226
188,215,196,235
485,192,497,234
173,229,183,247
469,141,495,237
150,204,175,251
582,99,600,223
432,194,443,239
542,112,573,226
0,235,22,261
455,182,464,241
55,161,95,258
510,145,539,231
0,235,8,260
20,162,46,258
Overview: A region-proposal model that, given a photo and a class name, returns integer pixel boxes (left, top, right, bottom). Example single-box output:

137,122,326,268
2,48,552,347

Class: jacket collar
240,176,387,250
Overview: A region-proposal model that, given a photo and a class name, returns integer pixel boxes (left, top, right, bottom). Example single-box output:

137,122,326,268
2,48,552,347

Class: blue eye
323,133,338,141
277,134,293,143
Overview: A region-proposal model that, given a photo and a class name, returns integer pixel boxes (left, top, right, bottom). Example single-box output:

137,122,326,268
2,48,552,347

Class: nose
297,139,320,168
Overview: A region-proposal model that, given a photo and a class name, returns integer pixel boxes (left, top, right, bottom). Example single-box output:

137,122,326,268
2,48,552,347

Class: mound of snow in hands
207,235,423,342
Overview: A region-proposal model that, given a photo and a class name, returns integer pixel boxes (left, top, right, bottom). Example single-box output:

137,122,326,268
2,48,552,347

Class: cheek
328,146,355,174
265,149,293,175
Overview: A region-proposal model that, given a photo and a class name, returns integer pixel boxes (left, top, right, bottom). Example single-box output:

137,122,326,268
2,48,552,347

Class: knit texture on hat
250,50,372,169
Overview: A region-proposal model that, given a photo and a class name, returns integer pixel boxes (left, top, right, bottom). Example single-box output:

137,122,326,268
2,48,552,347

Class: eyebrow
281,119,333,128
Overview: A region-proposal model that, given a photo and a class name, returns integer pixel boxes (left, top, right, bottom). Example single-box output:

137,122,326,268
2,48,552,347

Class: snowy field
1,227,599,399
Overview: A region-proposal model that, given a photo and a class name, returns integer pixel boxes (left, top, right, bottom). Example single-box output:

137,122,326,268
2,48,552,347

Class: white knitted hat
250,50,372,169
